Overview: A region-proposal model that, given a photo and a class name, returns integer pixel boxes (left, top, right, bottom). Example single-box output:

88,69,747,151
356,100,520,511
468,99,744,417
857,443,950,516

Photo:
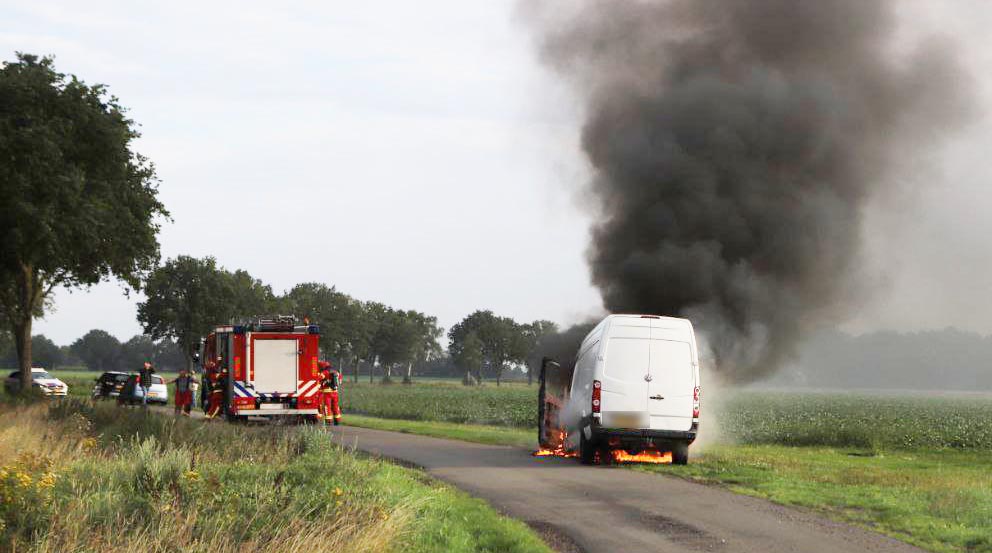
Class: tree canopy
0,53,167,390
448,310,534,385
71,329,122,373
137,256,237,370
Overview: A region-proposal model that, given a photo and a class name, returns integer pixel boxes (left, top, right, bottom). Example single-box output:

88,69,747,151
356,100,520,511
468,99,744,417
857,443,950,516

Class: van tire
579,431,597,465
671,441,689,465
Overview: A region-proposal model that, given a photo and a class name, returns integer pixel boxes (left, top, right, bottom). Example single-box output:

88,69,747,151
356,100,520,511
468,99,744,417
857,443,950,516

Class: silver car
118,374,169,405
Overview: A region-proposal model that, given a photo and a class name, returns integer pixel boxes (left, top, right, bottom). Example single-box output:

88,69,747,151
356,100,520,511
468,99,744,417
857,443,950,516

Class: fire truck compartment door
252,339,298,394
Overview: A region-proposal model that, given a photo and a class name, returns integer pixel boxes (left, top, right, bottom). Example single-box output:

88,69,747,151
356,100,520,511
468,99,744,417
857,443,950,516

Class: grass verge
345,414,536,448
0,398,550,553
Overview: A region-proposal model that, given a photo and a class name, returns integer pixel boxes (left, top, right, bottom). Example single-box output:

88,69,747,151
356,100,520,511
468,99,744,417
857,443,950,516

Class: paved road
330,425,923,553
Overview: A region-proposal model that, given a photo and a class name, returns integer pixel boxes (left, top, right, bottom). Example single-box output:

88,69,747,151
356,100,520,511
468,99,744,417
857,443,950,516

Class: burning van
538,314,700,464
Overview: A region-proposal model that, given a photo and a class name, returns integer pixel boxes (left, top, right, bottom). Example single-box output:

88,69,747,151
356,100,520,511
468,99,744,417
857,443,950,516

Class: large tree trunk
12,263,42,392
496,363,502,387
14,317,32,391
369,355,377,384
182,337,194,373
403,361,413,384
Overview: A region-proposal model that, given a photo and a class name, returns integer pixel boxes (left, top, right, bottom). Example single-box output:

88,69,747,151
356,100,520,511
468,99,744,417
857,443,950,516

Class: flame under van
541,314,701,464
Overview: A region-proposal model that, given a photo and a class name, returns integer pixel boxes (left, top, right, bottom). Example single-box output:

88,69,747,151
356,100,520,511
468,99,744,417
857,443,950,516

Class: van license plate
610,414,640,429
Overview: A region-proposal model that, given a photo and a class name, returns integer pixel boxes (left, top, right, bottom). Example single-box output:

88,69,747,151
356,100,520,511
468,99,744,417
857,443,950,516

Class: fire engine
200,316,322,421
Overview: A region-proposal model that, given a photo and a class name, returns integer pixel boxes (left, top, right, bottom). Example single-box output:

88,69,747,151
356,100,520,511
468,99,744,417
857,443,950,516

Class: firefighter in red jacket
205,359,226,419
317,361,342,425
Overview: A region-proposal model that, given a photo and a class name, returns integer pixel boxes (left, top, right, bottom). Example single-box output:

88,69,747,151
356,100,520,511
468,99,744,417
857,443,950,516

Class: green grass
640,445,992,553
342,381,536,427
346,414,536,448
336,382,992,553
0,398,550,553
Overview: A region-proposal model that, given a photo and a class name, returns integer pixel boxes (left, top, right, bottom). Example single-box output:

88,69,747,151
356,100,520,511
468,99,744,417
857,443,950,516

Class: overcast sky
4,1,992,346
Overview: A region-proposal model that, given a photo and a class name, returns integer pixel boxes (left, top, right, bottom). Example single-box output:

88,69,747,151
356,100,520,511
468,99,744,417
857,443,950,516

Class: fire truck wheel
579,431,598,465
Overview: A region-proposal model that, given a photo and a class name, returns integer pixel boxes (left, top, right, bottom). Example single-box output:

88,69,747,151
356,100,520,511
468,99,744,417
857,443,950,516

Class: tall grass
0,398,549,553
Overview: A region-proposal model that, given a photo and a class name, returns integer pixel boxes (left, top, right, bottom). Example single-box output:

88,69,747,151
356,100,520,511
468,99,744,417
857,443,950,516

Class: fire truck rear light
693,386,700,401
592,380,602,413
693,407,700,418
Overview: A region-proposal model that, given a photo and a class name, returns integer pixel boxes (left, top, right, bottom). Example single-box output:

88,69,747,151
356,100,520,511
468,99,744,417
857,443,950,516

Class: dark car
91,371,131,399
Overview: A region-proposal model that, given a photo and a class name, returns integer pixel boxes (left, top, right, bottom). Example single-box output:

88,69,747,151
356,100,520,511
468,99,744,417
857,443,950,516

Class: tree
362,302,390,383
137,256,232,371
377,310,442,383
119,335,157,372
523,320,559,385
453,331,484,384
283,283,361,365
153,339,186,372
71,329,121,372
0,53,167,391
30,335,63,369
227,269,281,321
448,310,529,385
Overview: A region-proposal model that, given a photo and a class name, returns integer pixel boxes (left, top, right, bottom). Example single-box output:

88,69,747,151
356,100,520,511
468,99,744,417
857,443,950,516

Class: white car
4,368,69,397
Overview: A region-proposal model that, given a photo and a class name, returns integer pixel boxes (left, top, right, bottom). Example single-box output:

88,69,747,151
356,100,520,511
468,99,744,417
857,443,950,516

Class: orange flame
532,428,674,464
609,448,672,464
532,429,577,458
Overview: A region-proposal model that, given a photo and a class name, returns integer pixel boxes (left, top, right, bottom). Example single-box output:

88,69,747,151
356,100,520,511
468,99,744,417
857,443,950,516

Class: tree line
136,256,576,385
0,330,185,373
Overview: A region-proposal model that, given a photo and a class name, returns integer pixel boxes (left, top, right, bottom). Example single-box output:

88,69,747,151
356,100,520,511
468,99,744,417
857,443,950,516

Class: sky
3,1,992,346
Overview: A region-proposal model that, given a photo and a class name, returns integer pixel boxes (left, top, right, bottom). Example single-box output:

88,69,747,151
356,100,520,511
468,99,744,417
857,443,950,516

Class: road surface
330,424,923,553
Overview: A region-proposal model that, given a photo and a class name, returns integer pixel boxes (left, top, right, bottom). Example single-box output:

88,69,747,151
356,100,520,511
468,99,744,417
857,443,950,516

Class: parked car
91,371,131,399
117,374,169,405
3,368,69,397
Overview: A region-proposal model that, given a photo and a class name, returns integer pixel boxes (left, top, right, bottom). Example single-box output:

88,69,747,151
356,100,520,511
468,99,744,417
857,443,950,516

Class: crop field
342,381,992,451
0,397,549,553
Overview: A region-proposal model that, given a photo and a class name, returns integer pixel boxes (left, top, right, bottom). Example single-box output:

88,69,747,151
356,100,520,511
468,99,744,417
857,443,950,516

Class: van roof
605,314,693,329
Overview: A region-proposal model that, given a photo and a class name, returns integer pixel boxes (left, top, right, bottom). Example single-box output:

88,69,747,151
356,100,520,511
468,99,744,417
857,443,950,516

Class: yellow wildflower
38,472,57,489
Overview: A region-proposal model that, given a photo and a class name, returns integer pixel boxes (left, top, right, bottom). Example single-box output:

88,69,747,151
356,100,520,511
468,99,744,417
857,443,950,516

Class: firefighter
317,361,342,425
205,361,226,420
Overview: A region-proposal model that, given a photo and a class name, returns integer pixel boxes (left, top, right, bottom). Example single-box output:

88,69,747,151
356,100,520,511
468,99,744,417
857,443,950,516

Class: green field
342,380,992,452
0,397,550,553
338,381,992,553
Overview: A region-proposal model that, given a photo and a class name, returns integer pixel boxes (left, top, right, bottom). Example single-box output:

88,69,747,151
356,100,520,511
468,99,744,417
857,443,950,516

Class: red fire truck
200,317,322,421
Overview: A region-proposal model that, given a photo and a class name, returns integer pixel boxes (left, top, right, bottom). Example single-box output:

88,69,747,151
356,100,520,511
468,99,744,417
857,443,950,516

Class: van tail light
591,380,602,413
692,386,700,419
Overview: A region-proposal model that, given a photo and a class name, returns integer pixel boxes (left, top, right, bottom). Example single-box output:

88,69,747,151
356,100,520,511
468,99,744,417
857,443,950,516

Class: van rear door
647,339,694,431
602,323,650,423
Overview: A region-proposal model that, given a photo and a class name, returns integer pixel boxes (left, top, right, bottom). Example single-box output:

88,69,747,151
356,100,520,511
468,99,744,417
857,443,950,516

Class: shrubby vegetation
0,398,549,553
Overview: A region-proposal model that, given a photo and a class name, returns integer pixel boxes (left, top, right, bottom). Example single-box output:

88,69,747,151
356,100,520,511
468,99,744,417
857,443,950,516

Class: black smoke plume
527,0,970,381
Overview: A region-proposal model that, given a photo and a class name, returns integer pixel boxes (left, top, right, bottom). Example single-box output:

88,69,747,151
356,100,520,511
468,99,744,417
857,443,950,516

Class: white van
542,314,700,464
